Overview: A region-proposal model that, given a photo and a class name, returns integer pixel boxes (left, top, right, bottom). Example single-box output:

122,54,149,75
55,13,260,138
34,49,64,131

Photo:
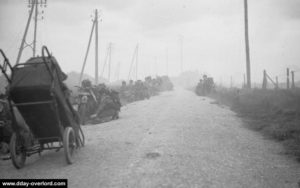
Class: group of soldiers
75,75,174,124
119,75,173,104
195,75,215,96
76,79,122,125
0,76,174,155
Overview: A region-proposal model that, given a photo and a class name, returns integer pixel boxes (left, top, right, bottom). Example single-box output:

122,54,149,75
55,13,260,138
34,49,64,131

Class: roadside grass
209,87,300,161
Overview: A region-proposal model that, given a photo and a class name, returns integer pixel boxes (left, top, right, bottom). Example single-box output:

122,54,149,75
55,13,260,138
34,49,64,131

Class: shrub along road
0,88,299,187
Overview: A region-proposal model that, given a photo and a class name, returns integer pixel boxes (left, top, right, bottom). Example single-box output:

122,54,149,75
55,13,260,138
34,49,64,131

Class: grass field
210,87,300,161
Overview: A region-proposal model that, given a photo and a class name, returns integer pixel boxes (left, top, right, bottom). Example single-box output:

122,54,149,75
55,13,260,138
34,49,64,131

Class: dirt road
1,89,299,187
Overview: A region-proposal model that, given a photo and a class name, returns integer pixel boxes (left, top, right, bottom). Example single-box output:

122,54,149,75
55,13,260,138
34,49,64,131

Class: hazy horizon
1,0,300,87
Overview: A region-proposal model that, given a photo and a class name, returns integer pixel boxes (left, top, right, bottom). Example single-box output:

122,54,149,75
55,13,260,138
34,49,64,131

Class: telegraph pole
136,43,139,80
155,56,158,76
287,68,290,89
101,43,111,81
16,0,46,64
79,21,95,84
127,44,139,80
114,61,121,81
16,3,34,64
108,43,112,82
166,48,169,76
291,71,295,89
95,9,99,85
179,35,183,74
244,0,251,88
33,0,38,57
79,9,101,85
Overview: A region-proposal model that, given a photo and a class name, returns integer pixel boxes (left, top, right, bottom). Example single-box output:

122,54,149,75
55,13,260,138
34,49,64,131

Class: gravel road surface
1,88,299,188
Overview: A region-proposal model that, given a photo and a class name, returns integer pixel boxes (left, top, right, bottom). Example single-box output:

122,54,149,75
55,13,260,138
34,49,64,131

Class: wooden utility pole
136,43,139,80
101,43,112,81
79,9,101,85
155,56,158,76
166,48,169,76
179,35,183,74
95,9,99,85
101,45,109,78
16,0,47,64
262,70,267,89
108,43,112,82
291,71,295,89
244,0,251,88
33,0,38,57
127,44,139,80
114,61,120,81
16,3,34,64
287,68,290,89
79,21,95,84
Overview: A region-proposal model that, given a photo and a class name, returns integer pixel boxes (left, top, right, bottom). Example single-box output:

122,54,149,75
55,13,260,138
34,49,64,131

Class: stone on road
1,89,299,188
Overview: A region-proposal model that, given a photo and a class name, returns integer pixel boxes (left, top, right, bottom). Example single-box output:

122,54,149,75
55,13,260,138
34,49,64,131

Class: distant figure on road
195,75,215,96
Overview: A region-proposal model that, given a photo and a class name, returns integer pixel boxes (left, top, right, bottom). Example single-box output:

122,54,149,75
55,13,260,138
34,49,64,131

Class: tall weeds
210,87,300,160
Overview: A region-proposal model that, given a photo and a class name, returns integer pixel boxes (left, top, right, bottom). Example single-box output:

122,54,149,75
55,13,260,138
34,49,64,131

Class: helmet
82,79,92,88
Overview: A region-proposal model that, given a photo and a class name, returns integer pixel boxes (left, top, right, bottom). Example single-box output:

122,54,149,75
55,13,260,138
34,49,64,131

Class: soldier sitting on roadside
90,85,121,123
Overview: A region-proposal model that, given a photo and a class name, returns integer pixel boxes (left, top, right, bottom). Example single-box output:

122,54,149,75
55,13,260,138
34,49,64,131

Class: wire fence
260,68,299,90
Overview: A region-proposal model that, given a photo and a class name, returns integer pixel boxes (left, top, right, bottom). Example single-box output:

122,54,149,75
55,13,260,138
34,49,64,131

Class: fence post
262,70,267,89
287,68,290,89
276,76,279,89
291,71,295,89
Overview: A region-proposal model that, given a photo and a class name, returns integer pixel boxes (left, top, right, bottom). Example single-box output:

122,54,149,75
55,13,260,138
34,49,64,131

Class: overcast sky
0,0,300,85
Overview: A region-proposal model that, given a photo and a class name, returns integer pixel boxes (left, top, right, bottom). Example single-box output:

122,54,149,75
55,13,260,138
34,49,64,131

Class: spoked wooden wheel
78,103,87,125
10,133,26,169
77,127,85,147
63,127,76,164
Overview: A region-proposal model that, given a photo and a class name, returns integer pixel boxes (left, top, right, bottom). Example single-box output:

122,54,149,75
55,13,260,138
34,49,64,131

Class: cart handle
41,46,67,95
42,46,51,58
41,46,61,81
41,46,55,81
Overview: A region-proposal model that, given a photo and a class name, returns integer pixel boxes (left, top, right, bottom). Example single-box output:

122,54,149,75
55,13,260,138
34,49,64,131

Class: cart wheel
78,103,87,125
63,127,76,164
10,133,26,169
77,127,85,147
